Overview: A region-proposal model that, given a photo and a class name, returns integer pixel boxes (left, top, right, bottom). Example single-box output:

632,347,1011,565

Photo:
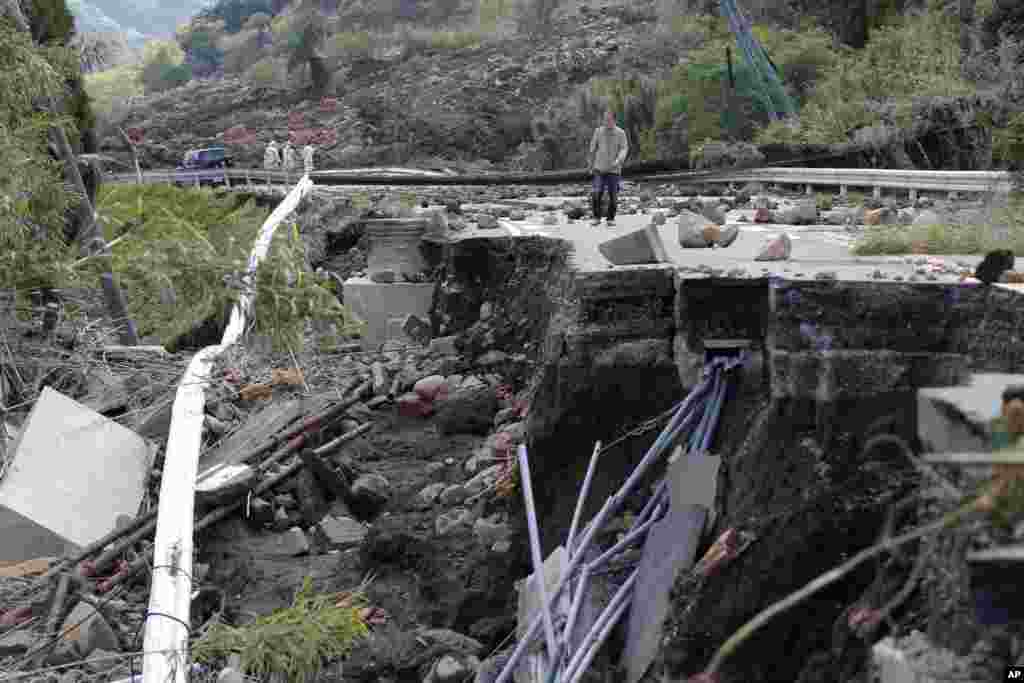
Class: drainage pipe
141,175,314,683
562,568,639,681
494,369,720,683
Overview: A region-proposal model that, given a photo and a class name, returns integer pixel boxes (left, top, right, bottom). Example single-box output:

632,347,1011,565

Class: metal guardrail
108,166,1016,194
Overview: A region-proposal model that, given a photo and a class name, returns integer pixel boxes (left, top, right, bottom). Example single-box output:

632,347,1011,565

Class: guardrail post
245,169,252,189
224,168,231,189
872,186,881,200
805,184,813,196
839,185,848,198
948,191,958,201
909,189,917,202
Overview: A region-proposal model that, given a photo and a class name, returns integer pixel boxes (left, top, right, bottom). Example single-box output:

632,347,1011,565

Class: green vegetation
139,38,191,94
0,16,76,294
84,64,143,119
78,184,360,348
756,5,971,145
193,577,369,683
851,199,1024,256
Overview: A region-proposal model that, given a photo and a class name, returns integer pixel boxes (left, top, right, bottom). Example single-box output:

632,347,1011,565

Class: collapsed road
2,174,1024,683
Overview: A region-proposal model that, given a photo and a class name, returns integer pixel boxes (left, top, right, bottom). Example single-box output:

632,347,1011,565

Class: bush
84,65,143,120
139,39,189,93
427,29,482,50
84,184,360,348
757,6,973,145
245,55,286,89
326,30,372,60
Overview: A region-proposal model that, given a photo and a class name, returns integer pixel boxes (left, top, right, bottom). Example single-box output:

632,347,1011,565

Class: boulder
778,200,817,225
717,225,740,248
398,392,435,418
477,214,499,229
436,507,475,536
754,233,792,261
599,225,669,265
414,375,449,402
349,473,391,517
912,209,946,226
753,207,772,223
864,207,897,226
436,389,500,436
316,515,368,550
676,210,713,248
701,224,722,246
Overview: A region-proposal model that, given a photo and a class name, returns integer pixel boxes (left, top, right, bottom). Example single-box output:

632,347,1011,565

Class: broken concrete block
717,224,740,248
624,504,708,683
778,199,817,225
343,277,434,351
0,556,56,578
753,207,772,223
435,507,475,536
316,515,367,550
598,225,669,266
0,388,152,563
61,601,119,658
918,374,1024,453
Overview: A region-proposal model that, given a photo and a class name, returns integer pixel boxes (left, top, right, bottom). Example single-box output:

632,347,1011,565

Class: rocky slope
100,1,669,171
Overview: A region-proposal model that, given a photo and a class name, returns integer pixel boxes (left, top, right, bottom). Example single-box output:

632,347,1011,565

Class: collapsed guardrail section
140,175,315,683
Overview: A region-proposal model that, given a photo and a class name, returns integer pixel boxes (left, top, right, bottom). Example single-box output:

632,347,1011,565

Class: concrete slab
343,276,435,351
0,387,152,562
598,225,669,266
918,373,1024,453
624,504,707,683
515,545,571,683
667,447,721,527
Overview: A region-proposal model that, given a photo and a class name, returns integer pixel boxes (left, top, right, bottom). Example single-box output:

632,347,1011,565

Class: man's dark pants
591,173,622,221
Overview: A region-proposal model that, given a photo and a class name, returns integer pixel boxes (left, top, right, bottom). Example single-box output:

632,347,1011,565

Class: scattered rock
440,484,469,505
474,516,512,546
361,520,429,570
676,210,715,248
398,392,436,418
701,224,722,245
249,496,275,526
414,375,449,402
913,209,946,226
717,224,740,248
476,350,508,366
403,315,433,346
753,207,772,223
316,515,368,550
754,233,792,262
428,653,479,683
436,508,475,536
650,212,667,226
436,389,499,436
349,473,391,518
464,464,504,497
417,482,448,508
778,199,817,225
864,207,897,226
477,215,499,229
542,214,558,225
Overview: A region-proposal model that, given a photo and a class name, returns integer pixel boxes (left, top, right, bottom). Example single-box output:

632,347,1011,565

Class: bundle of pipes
500,352,746,683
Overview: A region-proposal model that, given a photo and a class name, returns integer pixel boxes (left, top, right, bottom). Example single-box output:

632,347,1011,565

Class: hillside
68,0,209,44
91,0,1024,173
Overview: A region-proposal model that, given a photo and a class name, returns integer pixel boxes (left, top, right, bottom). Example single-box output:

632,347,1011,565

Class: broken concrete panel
515,545,572,683
0,387,151,563
598,225,670,266
918,373,1024,453
624,504,707,683
667,447,721,527
871,632,974,683
200,398,306,472
343,276,435,351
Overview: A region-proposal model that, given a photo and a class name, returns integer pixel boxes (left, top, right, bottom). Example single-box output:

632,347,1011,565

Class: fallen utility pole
141,175,314,683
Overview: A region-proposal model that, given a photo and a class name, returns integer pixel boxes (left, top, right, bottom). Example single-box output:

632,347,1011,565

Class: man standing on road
588,110,629,226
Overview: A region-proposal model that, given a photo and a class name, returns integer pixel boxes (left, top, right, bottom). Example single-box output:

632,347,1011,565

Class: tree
199,0,275,33
286,12,329,95
75,32,126,72
140,38,191,93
